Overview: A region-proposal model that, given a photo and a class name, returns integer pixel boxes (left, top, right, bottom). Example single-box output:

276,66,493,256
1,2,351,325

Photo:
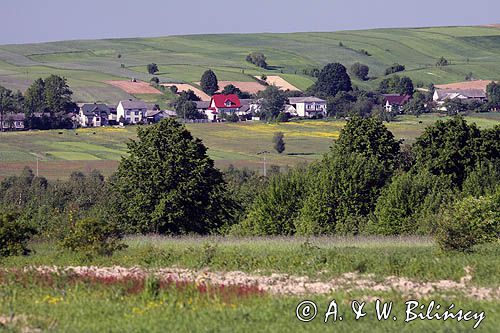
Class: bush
60,217,126,257
435,196,499,252
0,212,35,257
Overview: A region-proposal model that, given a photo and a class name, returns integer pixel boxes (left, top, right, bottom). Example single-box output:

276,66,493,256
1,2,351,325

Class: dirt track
21,266,500,300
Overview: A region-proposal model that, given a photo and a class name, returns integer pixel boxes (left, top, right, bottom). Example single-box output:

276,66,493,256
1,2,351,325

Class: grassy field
1,113,500,179
2,26,500,103
0,236,498,332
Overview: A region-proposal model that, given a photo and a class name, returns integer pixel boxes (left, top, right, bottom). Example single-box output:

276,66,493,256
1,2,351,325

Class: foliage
178,89,201,101
200,69,219,96
0,85,14,131
486,81,500,106
257,85,287,120
272,132,285,154
379,75,414,95
150,77,159,84
326,91,356,117
333,116,401,167
175,99,204,120
413,116,482,186
113,119,235,234
221,84,251,99
0,212,35,257
402,91,431,115
374,170,454,235
239,168,310,235
59,217,126,257
384,63,405,75
350,62,369,80
435,195,499,252
147,63,159,75
313,63,352,97
436,57,449,67
246,52,268,69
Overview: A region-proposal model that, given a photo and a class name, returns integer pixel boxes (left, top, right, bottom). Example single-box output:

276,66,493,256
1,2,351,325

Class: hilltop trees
350,63,369,81
379,75,414,95
200,69,219,95
112,119,234,234
147,63,159,75
246,52,268,69
313,63,352,97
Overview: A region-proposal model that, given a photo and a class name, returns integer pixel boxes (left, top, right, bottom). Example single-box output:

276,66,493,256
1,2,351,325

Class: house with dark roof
1,113,25,130
206,94,241,121
117,100,148,124
78,103,110,127
382,94,411,112
288,97,327,117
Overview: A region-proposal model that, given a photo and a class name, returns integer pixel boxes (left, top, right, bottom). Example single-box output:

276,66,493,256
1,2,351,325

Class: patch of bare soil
19,266,500,301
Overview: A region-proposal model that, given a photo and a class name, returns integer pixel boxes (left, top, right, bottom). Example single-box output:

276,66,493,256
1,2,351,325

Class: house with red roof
383,94,411,112
206,94,242,121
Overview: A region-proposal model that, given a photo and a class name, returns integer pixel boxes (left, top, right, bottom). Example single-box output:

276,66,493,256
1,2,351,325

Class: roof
195,101,210,109
288,96,326,104
81,103,110,116
4,113,25,121
435,89,486,100
211,94,241,108
383,94,411,106
146,110,162,117
119,100,148,109
238,105,251,113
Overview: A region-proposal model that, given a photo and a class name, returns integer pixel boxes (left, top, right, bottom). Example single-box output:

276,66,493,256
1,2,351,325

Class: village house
382,94,411,112
1,113,25,130
145,109,176,124
117,100,148,124
288,97,327,118
78,103,110,127
433,89,487,104
205,94,241,121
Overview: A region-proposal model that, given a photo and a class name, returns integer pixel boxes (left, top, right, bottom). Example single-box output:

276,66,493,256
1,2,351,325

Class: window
96,117,100,121
134,117,139,122
135,111,140,116
126,111,130,116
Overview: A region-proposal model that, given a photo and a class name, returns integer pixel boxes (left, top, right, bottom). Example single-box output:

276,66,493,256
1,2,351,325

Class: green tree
333,116,401,168
44,75,73,115
273,132,285,154
436,57,449,67
350,63,369,80
384,63,405,75
0,85,14,132
147,63,159,75
0,212,36,257
379,75,414,95
314,63,352,97
175,99,204,120
486,81,500,106
200,69,219,95
24,78,46,116
246,52,268,69
113,119,234,234
326,91,355,117
221,84,251,99
413,116,482,186
258,85,287,120
402,91,430,115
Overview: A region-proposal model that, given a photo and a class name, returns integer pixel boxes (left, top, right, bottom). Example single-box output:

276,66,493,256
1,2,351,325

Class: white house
117,100,148,124
288,97,327,117
78,103,110,127
205,94,241,121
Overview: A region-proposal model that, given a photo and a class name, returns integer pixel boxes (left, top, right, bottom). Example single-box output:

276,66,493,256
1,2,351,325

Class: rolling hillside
1,26,500,103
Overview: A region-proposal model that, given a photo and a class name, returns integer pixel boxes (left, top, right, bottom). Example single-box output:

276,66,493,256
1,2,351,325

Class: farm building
78,103,110,127
288,97,327,118
1,113,25,131
433,89,487,103
206,94,242,121
117,100,148,124
382,94,411,112
146,109,176,124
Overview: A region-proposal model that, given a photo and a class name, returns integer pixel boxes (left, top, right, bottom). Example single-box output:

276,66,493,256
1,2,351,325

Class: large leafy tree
258,85,287,120
350,62,369,81
314,63,352,97
413,116,482,186
24,78,46,116
379,75,414,95
0,85,14,132
175,99,205,120
200,69,219,95
147,63,159,75
113,119,233,234
486,81,500,106
44,75,74,115
333,116,401,168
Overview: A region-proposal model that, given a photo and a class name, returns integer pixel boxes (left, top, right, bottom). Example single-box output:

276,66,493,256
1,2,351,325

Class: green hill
1,25,500,103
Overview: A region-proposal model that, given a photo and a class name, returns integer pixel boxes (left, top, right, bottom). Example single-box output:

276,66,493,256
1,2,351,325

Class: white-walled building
288,97,327,117
117,100,148,124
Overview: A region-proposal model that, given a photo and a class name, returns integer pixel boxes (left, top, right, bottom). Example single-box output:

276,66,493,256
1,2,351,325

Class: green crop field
1,236,498,332
2,26,500,103
1,113,500,180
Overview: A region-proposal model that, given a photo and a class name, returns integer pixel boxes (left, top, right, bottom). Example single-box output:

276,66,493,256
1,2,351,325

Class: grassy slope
0,113,500,179
1,26,500,102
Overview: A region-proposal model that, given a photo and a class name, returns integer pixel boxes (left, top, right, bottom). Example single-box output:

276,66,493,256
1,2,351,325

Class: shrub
435,196,499,252
60,217,126,257
0,212,35,257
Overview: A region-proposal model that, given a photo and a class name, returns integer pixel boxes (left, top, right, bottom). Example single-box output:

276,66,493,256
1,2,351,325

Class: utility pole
257,150,270,177
36,158,39,177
